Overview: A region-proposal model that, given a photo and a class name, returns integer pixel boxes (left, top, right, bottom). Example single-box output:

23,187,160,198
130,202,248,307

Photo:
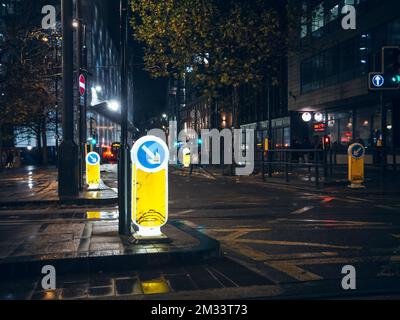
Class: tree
130,0,287,127
0,0,59,166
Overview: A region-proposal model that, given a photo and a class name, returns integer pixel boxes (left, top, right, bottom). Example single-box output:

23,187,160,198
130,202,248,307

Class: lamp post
118,0,131,236
58,0,79,198
75,0,88,191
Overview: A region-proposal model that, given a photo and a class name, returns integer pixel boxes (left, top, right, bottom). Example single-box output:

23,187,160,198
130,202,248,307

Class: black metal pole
76,0,84,191
118,0,131,236
55,45,59,167
58,0,79,198
82,24,88,157
267,78,272,178
381,91,387,174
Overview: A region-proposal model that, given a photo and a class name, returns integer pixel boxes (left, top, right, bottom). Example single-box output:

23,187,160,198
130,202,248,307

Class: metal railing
256,147,400,188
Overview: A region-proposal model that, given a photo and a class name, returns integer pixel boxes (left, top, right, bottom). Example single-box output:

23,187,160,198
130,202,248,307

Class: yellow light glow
141,279,170,295
132,165,167,228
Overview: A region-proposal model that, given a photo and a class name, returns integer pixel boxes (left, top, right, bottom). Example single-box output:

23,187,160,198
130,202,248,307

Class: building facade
288,0,400,164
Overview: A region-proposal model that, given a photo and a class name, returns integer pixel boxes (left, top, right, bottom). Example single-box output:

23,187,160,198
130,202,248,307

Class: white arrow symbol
142,145,161,165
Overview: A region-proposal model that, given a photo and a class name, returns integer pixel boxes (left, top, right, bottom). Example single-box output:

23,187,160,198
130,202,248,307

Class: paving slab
0,219,220,280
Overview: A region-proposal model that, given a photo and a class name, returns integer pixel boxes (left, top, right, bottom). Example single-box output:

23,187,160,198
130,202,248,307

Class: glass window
301,2,308,39
326,1,339,23
356,107,376,147
340,39,357,81
301,58,313,93
312,2,324,33
327,112,353,148
387,18,400,45
324,46,339,86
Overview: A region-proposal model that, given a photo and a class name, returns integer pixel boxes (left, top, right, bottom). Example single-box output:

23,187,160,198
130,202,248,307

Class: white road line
291,206,314,215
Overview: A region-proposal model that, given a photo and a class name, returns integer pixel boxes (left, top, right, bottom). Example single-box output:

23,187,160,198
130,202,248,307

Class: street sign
348,143,365,189
79,74,86,96
131,136,169,238
372,74,384,87
368,72,399,90
86,151,100,189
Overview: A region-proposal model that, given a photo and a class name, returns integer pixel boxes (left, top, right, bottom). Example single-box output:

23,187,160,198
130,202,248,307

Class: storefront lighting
302,112,312,122
314,112,324,122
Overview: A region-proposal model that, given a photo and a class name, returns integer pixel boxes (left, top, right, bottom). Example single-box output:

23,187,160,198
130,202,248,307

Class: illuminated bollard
131,136,169,239
182,147,191,168
348,143,366,189
86,151,101,190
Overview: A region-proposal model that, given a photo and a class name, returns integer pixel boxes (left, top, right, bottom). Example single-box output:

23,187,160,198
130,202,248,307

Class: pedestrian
6,151,14,169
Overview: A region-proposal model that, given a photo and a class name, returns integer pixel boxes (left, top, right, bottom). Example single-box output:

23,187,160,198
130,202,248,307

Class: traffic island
0,220,220,280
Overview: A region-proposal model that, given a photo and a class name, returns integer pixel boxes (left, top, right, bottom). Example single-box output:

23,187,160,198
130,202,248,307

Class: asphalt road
1,166,400,299
168,168,400,298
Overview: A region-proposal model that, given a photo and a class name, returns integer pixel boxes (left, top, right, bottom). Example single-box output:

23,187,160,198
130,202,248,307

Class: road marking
219,231,250,241
228,243,339,261
321,197,335,204
232,238,361,250
375,205,399,211
291,206,314,215
266,261,323,281
173,209,195,215
391,234,400,239
346,196,374,203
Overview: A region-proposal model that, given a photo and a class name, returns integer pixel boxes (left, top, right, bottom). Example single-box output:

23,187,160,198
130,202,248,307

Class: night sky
104,0,168,125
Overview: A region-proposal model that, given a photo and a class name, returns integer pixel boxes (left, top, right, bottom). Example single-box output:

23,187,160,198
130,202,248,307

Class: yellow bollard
86,152,101,190
348,143,366,189
182,147,191,168
131,136,169,239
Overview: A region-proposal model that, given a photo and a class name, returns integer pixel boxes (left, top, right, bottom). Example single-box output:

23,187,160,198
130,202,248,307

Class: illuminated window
312,2,324,33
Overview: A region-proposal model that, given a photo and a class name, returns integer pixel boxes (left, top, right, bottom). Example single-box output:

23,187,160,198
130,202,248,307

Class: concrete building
288,0,400,165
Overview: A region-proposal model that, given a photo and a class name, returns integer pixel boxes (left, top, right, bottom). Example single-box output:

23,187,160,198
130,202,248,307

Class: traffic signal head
383,46,400,74
323,135,331,149
89,135,97,145
391,75,400,84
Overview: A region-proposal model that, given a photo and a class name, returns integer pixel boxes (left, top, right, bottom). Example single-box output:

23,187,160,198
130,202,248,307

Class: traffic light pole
380,91,388,174
118,0,131,236
59,0,79,199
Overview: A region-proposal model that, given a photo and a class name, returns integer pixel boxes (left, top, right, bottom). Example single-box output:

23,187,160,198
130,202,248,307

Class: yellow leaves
130,0,285,93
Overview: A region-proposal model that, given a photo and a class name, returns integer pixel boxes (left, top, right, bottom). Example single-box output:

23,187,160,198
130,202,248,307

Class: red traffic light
323,135,331,149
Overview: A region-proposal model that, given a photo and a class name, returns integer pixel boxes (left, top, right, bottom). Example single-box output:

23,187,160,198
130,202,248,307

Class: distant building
288,0,400,164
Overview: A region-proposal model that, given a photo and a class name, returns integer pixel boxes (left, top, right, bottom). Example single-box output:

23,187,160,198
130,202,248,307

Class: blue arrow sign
137,140,167,171
350,144,365,159
372,74,384,87
87,152,100,166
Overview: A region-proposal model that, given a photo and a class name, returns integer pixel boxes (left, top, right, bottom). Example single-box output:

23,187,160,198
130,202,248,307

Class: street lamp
107,100,120,112
58,0,79,198
72,19,79,28
118,0,131,236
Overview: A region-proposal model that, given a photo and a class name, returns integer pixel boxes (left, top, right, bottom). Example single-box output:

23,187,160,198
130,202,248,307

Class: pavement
1,165,400,299
196,164,400,192
0,166,117,207
0,215,220,280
